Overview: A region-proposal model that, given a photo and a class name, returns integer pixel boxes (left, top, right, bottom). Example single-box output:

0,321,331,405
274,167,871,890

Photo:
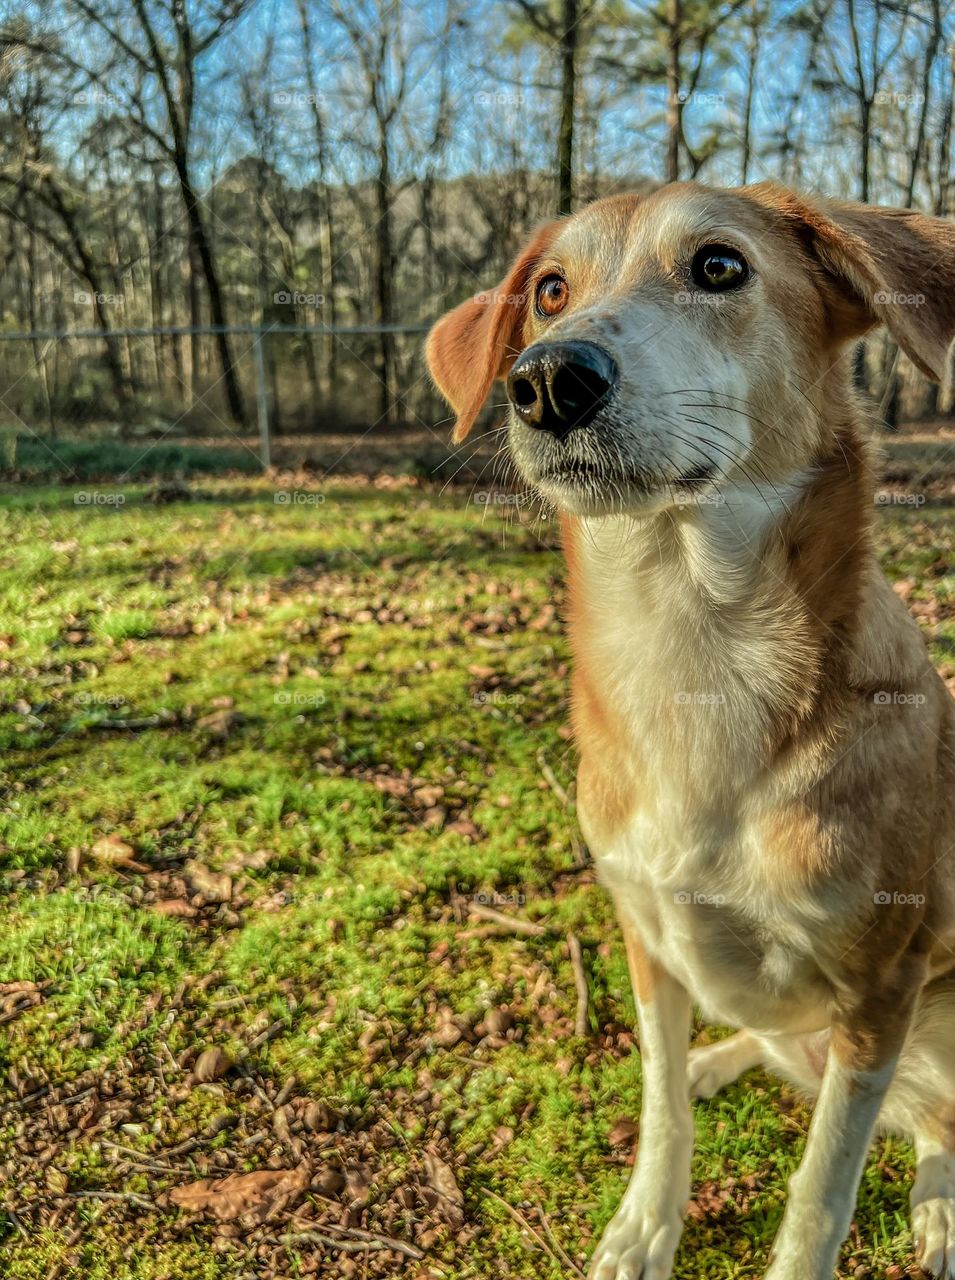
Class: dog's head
427,182,955,516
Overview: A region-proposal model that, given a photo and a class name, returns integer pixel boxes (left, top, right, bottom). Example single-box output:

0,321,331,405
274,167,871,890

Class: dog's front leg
764,980,919,1280
589,916,692,1280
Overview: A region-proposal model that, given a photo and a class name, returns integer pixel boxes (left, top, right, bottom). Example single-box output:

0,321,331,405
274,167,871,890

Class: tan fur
428,180,955,1280
622,912,661,1005
425,220,560,442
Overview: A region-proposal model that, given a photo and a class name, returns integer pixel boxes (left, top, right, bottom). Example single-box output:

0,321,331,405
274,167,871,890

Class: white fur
913,1135,955,1279
764,1057,899,1280
589,970,692,1280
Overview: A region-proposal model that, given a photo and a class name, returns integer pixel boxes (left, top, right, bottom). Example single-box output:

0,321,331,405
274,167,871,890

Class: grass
8,435,263,481
0,476,952,1279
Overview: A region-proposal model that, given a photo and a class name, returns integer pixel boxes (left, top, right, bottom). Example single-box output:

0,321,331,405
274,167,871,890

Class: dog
426,182,955,1280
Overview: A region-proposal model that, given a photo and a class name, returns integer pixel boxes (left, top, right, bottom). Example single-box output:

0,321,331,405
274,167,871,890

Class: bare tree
12,0,255,424
508,0,593,213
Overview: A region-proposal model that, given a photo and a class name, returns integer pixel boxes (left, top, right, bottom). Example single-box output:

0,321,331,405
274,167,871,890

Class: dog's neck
562,425,876,807
564,424,873,629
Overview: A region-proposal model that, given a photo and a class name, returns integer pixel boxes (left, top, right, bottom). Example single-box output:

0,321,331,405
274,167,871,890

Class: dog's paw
914,1196,955,1279
588,1209,682,1280
686,1044,730,1100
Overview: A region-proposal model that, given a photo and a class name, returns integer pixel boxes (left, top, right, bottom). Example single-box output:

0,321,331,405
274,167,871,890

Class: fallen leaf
423,1147,464,1229
90,835,149,873
480,1007,513,1036
152,898,198,918
312,1166,345,1196
686,1179,733,1222
193,1046,233,1083
185,860,233,903
608,1118,637,1147
168,1166,309,1223
302,1100,339,1132
197,708,242,738
413,785,445,807
373,774,411,799
445,818,479,840
345,1163,373,1208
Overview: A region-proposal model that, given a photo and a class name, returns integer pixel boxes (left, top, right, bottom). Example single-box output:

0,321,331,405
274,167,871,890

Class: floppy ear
426,220,560,442
746,183,955,381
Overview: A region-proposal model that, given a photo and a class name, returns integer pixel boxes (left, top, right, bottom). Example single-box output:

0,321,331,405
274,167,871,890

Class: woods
0,0,953,432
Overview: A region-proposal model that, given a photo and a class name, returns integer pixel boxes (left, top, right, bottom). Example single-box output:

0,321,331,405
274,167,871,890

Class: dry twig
467,902,548,936
567,932,590,1036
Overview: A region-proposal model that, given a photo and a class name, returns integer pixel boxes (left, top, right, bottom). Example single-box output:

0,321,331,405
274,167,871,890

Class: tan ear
426,220,561,442
746,182,955,381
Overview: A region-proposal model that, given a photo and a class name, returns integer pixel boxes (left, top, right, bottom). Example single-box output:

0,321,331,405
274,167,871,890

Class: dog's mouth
538,458,717,492
674,461,717,486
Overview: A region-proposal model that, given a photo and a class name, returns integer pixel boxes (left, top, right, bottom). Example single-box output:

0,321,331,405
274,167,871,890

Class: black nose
507,341,618,438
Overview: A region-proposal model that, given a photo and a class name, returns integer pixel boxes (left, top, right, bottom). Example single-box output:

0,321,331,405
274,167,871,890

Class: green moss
0,478,942,1277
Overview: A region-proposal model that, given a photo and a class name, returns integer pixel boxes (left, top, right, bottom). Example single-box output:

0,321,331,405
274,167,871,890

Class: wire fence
0,323,438,473
0,321,942,486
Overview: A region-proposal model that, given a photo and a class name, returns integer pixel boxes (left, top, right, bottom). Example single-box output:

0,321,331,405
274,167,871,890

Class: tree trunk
557,0,578,214
374,144,396,425
859,98,870,203
740,4,759,183
46,186,129,407
665,0,683,182
176,161,247,427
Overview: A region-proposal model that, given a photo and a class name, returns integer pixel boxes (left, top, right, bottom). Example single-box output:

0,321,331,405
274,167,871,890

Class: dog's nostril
510,377,539,408
551,364,612,415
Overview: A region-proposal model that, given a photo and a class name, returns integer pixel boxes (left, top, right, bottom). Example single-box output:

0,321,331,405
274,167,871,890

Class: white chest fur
572,491,848,1033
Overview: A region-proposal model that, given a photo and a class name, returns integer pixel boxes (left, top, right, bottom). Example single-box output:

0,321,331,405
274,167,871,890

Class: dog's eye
536,274,569,317
690,245,749,292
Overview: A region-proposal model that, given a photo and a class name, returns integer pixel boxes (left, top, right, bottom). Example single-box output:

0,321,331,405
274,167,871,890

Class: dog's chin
509,419,723,517
529,463,720,518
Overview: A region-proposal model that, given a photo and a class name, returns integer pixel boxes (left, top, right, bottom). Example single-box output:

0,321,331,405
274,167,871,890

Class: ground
0,465,953,1279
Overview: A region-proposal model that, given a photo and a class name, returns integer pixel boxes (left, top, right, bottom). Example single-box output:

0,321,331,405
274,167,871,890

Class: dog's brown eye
536,274,569,317
690,245,749,292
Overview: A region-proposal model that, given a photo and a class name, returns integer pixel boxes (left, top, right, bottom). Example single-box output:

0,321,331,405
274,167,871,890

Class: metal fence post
253,325,270,470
